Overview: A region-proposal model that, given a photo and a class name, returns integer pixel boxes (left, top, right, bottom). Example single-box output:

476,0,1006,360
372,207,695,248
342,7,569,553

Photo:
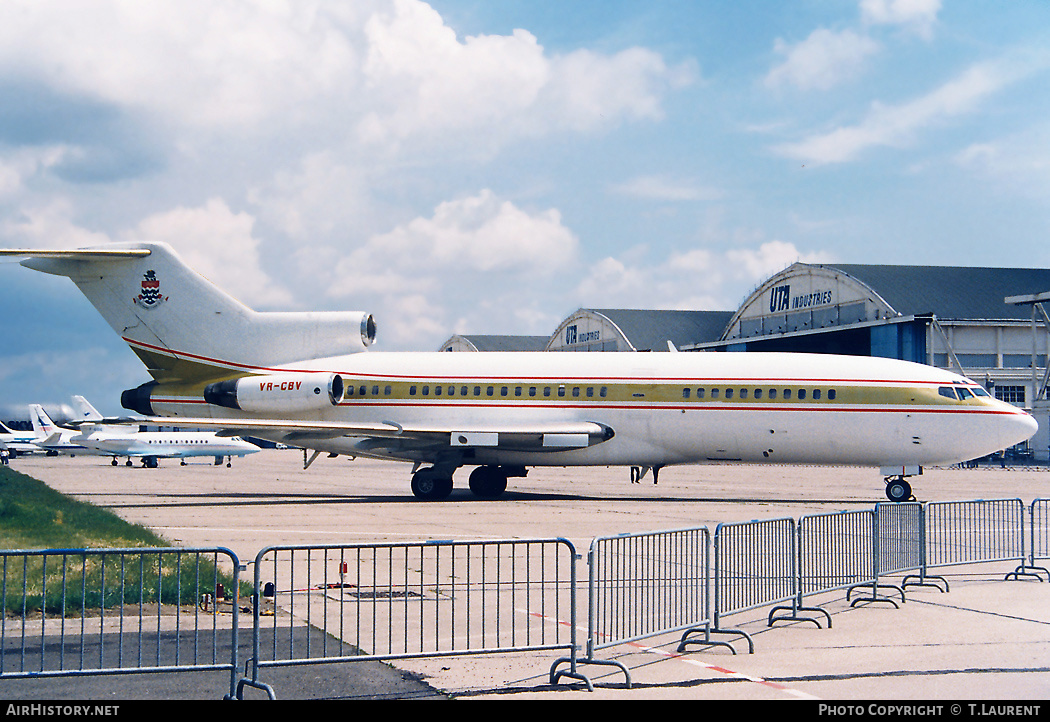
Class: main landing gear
410,465,524,501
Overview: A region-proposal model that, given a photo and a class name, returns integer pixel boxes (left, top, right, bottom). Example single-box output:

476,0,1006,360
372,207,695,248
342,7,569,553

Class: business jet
67,423,260,468
0,243,1037,501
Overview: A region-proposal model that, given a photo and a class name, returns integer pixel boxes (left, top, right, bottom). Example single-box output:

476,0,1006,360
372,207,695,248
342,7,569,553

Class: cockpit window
956,387,974,400
938,387,958,400
971,386,990,397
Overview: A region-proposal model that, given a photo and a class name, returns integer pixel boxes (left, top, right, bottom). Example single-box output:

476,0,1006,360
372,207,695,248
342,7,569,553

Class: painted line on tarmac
627,641,820,700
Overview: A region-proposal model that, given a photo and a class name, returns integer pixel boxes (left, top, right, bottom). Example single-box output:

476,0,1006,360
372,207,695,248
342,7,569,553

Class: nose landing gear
884,476,914,503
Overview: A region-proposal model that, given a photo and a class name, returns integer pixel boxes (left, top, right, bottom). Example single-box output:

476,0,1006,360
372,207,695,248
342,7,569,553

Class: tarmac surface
2,451,1050,704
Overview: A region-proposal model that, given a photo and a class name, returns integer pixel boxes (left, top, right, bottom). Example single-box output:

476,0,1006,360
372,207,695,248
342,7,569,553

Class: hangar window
996,386,1025,403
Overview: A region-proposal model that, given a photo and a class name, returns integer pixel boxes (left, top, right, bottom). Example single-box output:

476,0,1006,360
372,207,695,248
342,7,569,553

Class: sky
1,0,1049,418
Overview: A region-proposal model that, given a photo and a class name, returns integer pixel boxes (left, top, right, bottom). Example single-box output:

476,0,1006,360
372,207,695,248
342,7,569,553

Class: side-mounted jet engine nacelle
204,373,344,413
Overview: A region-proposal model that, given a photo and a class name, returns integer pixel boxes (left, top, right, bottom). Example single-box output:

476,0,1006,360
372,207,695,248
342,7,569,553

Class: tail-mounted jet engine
204,373,345,413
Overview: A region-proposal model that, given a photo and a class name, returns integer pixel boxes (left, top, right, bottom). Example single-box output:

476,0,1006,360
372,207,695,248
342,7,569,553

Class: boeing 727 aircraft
0,242,1037,500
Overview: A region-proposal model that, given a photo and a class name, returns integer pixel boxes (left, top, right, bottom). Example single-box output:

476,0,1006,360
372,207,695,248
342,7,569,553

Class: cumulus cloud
336,189,578,282
324,189,579,344
1,200,113,249
766,28,880,91
572,240,832,313
0,0,689,156
126,198,293,308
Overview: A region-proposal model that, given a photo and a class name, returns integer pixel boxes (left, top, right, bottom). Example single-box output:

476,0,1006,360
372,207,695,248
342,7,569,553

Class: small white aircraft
30,400,259,467
0,420,42,457
68,423,261,468
0,242,1038,500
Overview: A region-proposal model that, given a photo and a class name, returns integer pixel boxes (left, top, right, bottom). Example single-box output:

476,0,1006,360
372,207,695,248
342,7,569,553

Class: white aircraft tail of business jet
27,404,97,456
1,242,1038,501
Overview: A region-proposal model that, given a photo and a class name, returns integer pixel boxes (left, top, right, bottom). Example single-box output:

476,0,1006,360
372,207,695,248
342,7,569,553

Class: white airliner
0,242,1037,501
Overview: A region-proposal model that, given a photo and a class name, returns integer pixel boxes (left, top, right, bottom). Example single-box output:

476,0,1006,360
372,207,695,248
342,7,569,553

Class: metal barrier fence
572,526,720,688
1028,499,1050,580
5,497,1050,698
238,538,582,698
921,498,1034,582
709,518,798,652
798,509,880,611
871,502,927,599
0,547,242,699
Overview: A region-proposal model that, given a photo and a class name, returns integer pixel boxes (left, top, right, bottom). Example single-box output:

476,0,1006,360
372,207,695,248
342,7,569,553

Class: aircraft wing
146,417,615,452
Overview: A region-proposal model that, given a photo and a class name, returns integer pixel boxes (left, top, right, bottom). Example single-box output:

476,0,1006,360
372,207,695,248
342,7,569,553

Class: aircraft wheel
885,478,912,503
468,466,508,499
411,469,454,500
111,459,118,466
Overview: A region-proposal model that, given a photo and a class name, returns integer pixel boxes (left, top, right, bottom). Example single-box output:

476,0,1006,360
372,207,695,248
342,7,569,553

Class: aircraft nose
1003,409,1039,448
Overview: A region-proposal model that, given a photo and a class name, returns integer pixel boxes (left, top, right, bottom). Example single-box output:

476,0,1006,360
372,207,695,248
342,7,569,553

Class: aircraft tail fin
27,405,54,439
8,242,376,384
70,396,104,422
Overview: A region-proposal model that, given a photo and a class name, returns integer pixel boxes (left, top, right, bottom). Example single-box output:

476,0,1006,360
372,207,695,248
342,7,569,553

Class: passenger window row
681,387,837,401
346,384,612,399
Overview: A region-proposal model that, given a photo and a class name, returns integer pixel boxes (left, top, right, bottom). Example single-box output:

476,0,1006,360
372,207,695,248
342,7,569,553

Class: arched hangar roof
548,309,735,352
723,263,1050,342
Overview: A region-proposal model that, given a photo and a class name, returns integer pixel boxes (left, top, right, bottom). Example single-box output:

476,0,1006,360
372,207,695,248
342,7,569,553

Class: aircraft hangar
439,263,1050,460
